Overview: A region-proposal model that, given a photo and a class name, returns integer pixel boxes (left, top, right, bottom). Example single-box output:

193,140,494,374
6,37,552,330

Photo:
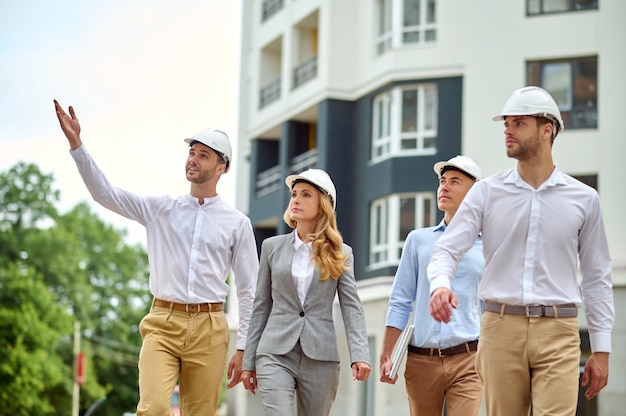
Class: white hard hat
184,128,232,173
285,169,337,210
493,86,564,136
433,155,483,181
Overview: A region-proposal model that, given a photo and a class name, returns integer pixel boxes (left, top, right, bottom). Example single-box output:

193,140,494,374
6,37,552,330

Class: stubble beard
187,166,215,185
507,130,541,162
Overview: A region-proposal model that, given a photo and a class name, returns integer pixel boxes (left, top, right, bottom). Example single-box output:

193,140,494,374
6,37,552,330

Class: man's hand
379,326,402,384
429,287,457,323
379,356,398,384
581,352,609,399
226,350,244,389
241,370,257,395
352,362,371,381
53,99,82,150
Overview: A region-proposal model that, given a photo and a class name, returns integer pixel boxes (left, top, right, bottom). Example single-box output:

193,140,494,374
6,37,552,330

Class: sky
0,0,241,245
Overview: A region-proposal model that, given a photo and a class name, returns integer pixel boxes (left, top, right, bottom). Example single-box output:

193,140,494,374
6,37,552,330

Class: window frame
526,0,598,16
375,0,437,56
371,84,438,164
526,56,597,130
369,192,436,269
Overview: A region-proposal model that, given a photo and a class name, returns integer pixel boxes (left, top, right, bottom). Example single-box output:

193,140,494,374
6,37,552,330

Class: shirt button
299,312,305,317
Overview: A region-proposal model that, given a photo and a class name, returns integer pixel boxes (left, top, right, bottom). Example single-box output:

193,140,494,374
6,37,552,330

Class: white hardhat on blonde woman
285,169,337,210
184,128,232,173
492,86,564,137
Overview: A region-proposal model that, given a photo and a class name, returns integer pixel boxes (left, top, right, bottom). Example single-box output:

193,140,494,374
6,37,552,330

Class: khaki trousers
404,349,482,416
136,304,229,416
476,312,580,416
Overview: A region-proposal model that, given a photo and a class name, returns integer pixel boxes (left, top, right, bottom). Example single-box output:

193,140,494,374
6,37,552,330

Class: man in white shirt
427,87,614,416
54,100,259,416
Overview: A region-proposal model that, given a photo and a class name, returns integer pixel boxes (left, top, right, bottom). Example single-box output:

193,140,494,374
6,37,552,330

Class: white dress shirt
71,145,259,349
292,232,314,306
428,167,614,353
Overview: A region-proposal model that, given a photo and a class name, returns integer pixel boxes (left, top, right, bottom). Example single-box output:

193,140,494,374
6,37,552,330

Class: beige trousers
136,304,229,416
404,349,482,416
476,312,580,416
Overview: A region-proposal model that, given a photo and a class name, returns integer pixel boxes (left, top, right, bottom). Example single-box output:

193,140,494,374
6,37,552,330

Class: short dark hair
440,166,476,182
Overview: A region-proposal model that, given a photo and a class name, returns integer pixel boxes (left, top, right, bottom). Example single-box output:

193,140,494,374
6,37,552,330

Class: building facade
228,1,625,415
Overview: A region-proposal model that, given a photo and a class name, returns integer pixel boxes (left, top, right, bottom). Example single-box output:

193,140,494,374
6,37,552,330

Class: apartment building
227,1,625,415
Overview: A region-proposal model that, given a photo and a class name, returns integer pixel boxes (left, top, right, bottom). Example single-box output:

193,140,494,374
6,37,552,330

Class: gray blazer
243,231,370,371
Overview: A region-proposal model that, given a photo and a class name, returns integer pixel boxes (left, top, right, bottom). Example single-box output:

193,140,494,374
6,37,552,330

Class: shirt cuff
429,275,452,295
589,331,611,353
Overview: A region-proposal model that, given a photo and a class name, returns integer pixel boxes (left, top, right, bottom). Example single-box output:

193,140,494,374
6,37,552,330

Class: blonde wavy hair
283,190,348,281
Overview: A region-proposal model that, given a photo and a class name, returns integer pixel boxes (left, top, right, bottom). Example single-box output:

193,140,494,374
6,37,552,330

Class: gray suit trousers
256,342,340,416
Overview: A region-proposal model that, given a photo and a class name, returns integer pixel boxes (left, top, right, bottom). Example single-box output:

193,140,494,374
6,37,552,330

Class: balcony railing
292,56,318,89
254,149,318,198
259,77,281,109
290,148,318,173
262,0,284,22
256,165,282,198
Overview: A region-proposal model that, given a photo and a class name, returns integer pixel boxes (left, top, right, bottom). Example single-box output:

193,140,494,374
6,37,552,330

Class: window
376,0,436,55
527,0,598,15
527,56,597,129
370,192,435,268
372,84,438,162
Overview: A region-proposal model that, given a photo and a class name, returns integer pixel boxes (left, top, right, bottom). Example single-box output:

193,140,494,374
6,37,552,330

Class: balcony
255,148,318,198
292,56,318,90
262,0,284,22
290,148,317,173
256,165,282,198
259,77,281,109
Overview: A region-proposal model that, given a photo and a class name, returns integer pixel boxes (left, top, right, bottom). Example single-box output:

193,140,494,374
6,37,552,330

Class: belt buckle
186,304,200,313
525,304,542,318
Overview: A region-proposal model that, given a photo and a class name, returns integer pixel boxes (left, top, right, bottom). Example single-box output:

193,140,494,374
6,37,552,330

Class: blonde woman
242,169,371,416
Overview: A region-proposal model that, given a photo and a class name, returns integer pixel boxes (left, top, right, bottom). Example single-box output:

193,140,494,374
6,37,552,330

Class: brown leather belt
408,340,478,358
153,298,223,313
484,302,577,318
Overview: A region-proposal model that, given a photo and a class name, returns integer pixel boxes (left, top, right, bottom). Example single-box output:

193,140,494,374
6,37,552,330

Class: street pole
72,321,80,416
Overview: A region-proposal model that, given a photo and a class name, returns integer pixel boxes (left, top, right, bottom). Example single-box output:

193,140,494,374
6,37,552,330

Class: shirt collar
433,218,481,239
433,219,447,233
504,166,568,190
293,230,312,251
185,193,220,205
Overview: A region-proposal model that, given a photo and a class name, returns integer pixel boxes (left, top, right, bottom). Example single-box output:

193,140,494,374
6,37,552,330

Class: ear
543,122,554,139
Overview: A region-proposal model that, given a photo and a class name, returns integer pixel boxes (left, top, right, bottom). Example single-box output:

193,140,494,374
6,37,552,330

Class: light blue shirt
386,221,483,349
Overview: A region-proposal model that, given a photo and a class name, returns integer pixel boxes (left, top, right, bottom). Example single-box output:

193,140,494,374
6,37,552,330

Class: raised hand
53,99,82,149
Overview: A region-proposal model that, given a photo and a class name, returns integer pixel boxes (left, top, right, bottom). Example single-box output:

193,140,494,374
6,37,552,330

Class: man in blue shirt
380,156,484,416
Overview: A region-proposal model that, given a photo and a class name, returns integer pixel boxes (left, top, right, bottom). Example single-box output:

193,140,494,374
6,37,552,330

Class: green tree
0,162,150,415
0,264,72,415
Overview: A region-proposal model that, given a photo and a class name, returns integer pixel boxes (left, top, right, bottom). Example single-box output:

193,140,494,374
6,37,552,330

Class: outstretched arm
53,99,82,150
